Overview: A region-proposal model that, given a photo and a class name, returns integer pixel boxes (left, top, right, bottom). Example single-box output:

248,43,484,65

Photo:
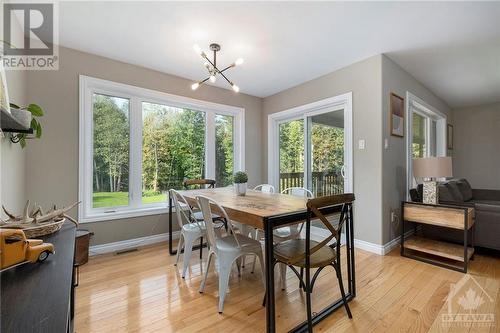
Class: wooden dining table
168,187,356,333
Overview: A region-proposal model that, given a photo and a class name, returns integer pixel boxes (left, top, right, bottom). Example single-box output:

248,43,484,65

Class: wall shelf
1,106,32,134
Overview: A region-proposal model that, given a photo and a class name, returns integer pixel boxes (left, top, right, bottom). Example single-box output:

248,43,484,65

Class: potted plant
233,171,248,196
9,103,43,148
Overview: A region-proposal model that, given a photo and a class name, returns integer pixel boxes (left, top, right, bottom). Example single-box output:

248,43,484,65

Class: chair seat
182,221,206,234
216,233,262,253
193,211,222,221
273,226,300,240
274,239,337,268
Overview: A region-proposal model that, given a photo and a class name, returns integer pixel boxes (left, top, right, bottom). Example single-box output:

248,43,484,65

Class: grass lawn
92,191,167,208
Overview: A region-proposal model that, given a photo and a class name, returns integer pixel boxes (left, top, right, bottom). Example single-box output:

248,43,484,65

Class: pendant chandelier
191,43,243,93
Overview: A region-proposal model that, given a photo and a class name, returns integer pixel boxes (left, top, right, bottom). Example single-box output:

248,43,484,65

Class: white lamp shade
413,156,452,178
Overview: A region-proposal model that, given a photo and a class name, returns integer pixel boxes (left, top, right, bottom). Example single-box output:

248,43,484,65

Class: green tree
215,115,234,187
93,95,129,194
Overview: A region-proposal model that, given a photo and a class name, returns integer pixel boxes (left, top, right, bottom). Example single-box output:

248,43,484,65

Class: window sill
79,205,170,223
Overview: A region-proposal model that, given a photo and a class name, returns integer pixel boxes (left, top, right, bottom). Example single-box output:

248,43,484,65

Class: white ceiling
57,1,500,107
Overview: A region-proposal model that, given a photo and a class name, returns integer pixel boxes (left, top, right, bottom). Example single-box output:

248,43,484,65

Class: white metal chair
170,189,207,278
277,187,314,240
197,195,265,314
242,184,276,270
253,184,275,193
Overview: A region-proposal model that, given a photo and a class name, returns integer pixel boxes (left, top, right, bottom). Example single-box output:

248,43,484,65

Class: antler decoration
0,201,80,228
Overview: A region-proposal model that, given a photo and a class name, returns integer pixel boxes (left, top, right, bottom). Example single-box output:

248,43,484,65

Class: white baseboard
89,231,181,256
89,227,414,257
310,226,415,256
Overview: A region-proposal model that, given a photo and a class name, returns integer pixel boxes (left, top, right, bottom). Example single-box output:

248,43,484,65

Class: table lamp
412,156,452,204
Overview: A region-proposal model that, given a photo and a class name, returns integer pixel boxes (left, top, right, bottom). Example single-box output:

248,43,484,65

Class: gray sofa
412,179,500,251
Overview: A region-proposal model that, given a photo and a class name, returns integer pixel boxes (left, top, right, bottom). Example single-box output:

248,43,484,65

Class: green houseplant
9,103,43,148
233,171,248,196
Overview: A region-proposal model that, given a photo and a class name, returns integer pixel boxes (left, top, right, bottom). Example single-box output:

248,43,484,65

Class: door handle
341,165,346,178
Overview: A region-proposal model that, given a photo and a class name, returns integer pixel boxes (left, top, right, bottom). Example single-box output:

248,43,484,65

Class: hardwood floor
75,242,500,332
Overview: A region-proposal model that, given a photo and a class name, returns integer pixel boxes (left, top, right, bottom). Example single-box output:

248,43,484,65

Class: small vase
234,183,247,196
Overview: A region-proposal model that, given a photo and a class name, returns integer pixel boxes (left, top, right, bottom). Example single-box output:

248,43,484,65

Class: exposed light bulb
209,75,216,83
232,84,240,93
193,44,202,55
235,58,244,66
204,61,210,68
191,82,200,90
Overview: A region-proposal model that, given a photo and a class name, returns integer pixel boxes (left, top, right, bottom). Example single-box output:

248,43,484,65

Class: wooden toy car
0,229,55,270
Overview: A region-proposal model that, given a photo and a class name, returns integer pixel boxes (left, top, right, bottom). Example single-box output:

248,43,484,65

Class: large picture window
79,76,244,222
92,94,130,208
215,114,234,187
141,102,206,204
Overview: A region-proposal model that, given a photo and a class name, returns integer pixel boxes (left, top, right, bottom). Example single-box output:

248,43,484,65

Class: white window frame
405,92,447,198
79,75,245,223
267,92,353,193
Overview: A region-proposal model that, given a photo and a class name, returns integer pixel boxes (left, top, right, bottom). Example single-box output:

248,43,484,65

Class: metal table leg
169,195,174,255
264,217,276,333
348,204,356,296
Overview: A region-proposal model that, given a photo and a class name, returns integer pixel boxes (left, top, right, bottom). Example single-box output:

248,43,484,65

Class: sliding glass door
279,119,305,190
307,110,345,197
270,94,353,198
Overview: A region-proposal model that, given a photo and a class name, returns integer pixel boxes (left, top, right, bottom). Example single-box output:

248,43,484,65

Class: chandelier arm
218,71,233,86
199,77,210,84
202,55,217,70
218,65,234,74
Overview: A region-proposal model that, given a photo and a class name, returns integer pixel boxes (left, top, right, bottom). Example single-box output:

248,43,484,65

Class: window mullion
129,97,143,208
206,112,216,179
304,115,311,191
425,116,431,158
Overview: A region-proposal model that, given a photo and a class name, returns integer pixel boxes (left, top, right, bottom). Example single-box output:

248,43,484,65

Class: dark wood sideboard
1,222,76,333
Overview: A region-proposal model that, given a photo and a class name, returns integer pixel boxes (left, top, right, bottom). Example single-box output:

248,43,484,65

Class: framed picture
390,92,404,137
0,62,10,114
447,124,453,150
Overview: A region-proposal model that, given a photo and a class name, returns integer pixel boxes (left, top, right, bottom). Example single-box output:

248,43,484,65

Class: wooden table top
178,187,308,229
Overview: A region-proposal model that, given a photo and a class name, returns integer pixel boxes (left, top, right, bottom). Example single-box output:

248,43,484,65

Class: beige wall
25,46,262,245
262,55,384,245
1,69,27,218
1,9,27,218
453,102,500,190
381,55,451,243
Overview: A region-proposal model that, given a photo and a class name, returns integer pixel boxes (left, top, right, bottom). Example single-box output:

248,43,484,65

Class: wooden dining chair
182,178,224,221
183,178,216,189
272,193,355,329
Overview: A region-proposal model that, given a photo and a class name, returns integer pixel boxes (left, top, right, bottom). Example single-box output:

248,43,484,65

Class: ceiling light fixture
191,43,243,92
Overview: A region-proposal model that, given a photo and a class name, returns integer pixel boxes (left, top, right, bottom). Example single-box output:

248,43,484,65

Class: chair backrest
281,187,314,198
304,193,355,262
280,187,314,234
183,179,216,189
169,189,202,231
254,184,275,193
196,195,241,249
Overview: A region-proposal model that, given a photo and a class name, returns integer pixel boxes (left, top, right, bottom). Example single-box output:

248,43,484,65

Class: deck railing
279,171,344,197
